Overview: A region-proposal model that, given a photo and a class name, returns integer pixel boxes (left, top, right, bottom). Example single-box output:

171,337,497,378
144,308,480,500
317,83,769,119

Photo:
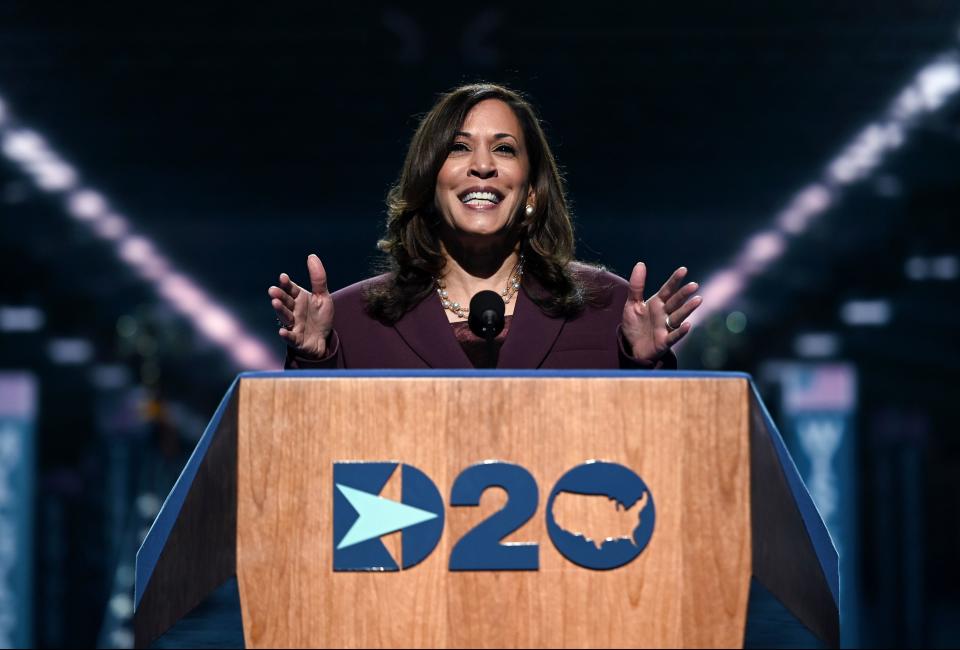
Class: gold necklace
435,255,525,320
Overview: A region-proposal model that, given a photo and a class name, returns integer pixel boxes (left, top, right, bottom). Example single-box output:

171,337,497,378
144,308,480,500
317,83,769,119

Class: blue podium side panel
749,385,840,648
149,577,244,649
134,378,240,648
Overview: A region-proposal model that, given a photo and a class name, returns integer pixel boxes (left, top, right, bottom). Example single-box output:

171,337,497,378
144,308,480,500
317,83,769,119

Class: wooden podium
134,371,839,648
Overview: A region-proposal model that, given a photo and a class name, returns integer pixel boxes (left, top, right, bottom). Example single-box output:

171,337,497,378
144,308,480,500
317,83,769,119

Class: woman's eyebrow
454,130,519,143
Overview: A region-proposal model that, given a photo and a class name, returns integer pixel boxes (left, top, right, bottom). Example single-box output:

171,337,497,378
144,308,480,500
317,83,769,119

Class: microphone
468,290,505,341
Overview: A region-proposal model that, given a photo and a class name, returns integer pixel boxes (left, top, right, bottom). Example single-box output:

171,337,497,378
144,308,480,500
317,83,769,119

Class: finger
307,254,329,296
656,267,688,303
268,286,295,311
667,295,702,325
666,321,692,345
663,282,698,313
271,299,294,324
628,262,647,303
279,273,301,299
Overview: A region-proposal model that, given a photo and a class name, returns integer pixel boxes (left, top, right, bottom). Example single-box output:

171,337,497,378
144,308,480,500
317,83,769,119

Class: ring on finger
665,313,678,332
276,317,293,331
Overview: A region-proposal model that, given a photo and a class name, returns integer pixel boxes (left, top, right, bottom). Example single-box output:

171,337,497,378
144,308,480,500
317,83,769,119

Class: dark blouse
450,315,514,368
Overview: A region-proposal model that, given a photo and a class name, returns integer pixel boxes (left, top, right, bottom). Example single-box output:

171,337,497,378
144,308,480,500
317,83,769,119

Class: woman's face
434,99,533,243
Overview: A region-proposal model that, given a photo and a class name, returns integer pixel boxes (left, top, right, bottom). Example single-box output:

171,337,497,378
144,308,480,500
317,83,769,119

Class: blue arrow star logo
335,483,439,550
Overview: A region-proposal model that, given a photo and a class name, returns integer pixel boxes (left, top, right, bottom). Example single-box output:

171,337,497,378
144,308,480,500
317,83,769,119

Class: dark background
0,2,958,647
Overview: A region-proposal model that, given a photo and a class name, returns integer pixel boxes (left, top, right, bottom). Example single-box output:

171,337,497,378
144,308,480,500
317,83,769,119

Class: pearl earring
525,204,534,216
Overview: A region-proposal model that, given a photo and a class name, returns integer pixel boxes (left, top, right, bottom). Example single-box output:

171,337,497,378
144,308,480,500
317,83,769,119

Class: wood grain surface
236,376,752,648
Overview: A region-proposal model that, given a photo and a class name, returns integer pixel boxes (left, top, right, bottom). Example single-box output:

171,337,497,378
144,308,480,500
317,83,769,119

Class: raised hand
621,263,702,364
267,254,335,360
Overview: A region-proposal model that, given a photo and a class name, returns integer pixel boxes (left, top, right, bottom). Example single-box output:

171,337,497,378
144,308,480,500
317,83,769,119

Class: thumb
307,254,328,295
628,262,647,303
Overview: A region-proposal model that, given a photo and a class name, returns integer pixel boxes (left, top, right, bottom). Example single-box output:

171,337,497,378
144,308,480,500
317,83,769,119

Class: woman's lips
460,199,501,211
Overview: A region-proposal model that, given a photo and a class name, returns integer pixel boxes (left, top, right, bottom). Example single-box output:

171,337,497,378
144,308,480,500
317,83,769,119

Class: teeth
461,191,500,204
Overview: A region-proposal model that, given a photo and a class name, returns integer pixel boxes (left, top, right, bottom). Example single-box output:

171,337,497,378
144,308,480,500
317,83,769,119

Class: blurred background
1,2,958,647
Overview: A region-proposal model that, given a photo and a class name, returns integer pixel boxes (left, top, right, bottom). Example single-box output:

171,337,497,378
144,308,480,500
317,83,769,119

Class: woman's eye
495,145,516,155
450,142,469,152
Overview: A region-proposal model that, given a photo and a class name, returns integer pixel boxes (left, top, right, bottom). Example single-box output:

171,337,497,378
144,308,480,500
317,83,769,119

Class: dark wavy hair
365,82,586,323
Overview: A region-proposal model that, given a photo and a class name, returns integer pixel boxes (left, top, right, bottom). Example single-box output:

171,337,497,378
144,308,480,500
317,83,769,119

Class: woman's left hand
621,262,702,364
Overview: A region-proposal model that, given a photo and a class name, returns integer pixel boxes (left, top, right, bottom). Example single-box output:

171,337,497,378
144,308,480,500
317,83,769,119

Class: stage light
116,315,138,338
67,189,109,221
931,255,959,280
90,213,129,241
108,594,133,620
697,270,744,314
840,299,891,326
904,255,958,280
701,345,728,369
827,122,904,185
28,159,77,191
195,307,239,345
739,231,785,272
776,183,835,235
48,338,95,364
905,256,929,280
135,493,161,518
794,333,840,358
157,274,206,315
0,306,45,332
231,337,276,369
917,58,960,110
725,311,747,334
1,128,44,162
117,235,155,265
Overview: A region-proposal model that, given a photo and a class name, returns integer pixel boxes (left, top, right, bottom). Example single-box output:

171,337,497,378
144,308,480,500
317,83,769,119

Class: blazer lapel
393,291,473,369
497,276,565,369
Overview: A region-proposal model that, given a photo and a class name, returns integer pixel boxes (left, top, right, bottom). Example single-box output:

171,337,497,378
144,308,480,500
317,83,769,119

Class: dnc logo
333,462,444,571
333,460,655,572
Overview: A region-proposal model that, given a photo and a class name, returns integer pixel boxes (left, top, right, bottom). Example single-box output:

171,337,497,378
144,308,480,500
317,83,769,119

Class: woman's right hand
268,254,335,360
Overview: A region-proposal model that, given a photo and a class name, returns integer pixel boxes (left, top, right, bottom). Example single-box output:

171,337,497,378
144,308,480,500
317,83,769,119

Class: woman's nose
469,151,497,179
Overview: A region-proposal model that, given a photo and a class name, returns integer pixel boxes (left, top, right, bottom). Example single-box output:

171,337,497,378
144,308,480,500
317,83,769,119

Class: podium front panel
235,375,752,648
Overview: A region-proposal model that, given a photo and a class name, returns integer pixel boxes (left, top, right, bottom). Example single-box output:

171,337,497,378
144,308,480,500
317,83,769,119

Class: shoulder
331,272,392,306
328,273,395,329
568,262,629,305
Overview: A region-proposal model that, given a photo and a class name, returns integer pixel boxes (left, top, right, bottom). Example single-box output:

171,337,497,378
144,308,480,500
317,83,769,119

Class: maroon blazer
285,267,677,370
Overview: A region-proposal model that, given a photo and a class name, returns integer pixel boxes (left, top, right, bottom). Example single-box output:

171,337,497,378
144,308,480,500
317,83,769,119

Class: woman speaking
268,83,701,369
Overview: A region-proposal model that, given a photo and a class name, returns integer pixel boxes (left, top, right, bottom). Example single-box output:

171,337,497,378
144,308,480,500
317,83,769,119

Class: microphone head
468,290,506,341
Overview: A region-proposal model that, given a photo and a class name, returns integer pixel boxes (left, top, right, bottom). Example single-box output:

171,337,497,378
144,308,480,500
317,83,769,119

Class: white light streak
0,91,278,370
738,230,786,273
689,45,960,329
157,273,206,314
